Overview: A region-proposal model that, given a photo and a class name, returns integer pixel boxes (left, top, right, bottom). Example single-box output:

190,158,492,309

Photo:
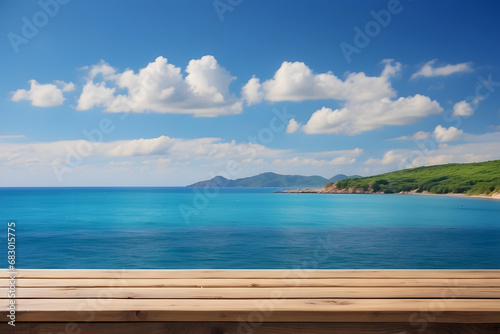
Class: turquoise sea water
1,187,499,269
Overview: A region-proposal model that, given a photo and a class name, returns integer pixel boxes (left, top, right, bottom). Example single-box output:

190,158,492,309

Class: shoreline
278,188,500,200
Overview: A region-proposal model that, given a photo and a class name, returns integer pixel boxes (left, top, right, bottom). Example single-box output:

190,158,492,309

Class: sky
1,0,500,186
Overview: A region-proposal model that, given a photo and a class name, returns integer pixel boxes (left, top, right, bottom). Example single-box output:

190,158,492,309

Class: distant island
282,160,500,199
187,172,361,188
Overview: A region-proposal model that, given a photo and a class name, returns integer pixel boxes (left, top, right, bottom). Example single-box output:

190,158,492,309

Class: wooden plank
2,270,499,325
5,277,500,288
3,298,500,322
10,298,500,312
2,322,500,334
3,286,500,299
10,310,500,323
3,269,500,279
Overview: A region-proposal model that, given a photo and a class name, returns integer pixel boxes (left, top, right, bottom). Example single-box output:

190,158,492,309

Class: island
187,172,361,188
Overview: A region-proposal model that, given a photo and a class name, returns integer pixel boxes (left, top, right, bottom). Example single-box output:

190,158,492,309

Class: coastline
278,188,500,200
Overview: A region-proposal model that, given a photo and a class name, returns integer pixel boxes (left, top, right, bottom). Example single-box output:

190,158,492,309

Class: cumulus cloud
54,80,76,92
84,60,118,81
411,59,473,79
451,100,477,117
76,56,242,117
241,76,264,105
434,125,463,142
302,95,442,135
77,82,116,110
243,59,400,105
286,119,301,134
11,80,75,107
243,60,442,135
365,151,402,165
389,130,431,141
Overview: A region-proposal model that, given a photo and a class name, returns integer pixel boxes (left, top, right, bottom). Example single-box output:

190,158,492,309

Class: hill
187,172,356,188
325,160,500,196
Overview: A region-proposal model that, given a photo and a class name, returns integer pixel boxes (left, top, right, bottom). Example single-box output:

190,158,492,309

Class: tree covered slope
326,160,500,196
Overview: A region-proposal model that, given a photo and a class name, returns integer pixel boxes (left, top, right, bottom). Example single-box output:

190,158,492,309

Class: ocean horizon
2,187,499,269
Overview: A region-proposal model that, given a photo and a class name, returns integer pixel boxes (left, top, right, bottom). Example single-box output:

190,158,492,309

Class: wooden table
1,270,500,333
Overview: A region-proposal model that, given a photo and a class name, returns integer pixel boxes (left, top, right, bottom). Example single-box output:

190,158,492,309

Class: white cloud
463,131,500,142
411,59,473,79
142,158,172,165
302,95,442,135
452,100,474,117
84,60,118,81
0,134,368,185
363,138,500,174
241,76,264,105
0,135,26,140
308,148,363,158
76,56,242,117
273,148,362,167
380,58,402,77
286,119,301,134
108,136,175,157
11,80,74,107
243,60,441,135
451,99,482,117
273,156,356,166
77,82,116,110
408,142,500,167
434,125,463,142
54,80,76,92
365,151,402,165
244,59,399,105
109,161,135,166
389,130,431,141
0,136,290,179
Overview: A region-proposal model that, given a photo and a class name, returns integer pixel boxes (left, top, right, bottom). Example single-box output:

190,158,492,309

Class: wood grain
3,269,500,279
5,277,500,288
1,286,499,299
2,322,500,334
2,270,499,326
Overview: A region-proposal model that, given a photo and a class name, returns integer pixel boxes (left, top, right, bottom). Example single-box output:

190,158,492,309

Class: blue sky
1,0,500,186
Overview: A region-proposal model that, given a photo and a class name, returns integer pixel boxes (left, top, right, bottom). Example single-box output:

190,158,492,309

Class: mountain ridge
187,172,360,188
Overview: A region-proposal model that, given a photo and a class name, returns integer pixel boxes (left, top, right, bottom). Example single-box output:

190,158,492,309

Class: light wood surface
3,269,500,279
1,269,500,325
3,286,500,299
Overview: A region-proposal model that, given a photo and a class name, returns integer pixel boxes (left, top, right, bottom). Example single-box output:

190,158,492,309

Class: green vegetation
325,160,500,196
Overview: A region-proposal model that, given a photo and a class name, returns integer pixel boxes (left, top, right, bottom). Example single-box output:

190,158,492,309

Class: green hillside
326,160,500,196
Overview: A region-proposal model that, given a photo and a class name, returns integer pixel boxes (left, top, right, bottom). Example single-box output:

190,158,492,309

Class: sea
1,187,499,269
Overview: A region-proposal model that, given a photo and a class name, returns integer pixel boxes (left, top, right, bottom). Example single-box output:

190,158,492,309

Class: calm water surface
1,187,499,269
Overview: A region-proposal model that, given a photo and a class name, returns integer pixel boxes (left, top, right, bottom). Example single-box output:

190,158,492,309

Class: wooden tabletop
2,269,500,326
